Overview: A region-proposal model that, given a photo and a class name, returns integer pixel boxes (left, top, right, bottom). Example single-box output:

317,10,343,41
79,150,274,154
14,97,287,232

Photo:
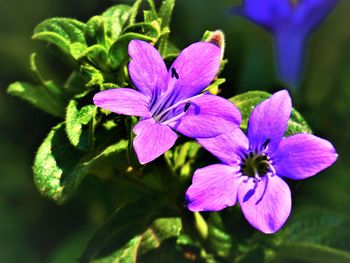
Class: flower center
241,152,270,178
240,138,275,180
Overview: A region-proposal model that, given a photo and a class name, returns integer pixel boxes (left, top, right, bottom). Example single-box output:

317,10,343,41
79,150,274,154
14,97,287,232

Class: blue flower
186,90,338,233
232,0,339,86
93,40,241,164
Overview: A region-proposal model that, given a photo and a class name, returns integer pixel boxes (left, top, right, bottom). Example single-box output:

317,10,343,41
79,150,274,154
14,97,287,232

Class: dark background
1,0,349,262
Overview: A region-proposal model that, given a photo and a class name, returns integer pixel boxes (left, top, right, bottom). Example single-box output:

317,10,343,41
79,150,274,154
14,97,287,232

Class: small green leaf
158,0,175,29
157,0,175,56
108,33,156,69
33,123,128,203
80,64,105,88
204,78,226,95
207,213,232,259
229,91,312,135
164,141,201,182
267,208,350,263
128,0,143,26
64,71,86,95
267,243,350,263
123,21,161,39
80,198,178,263
65,97,97,151
77,44,110,71
85,16,106,46
102,5,132,46
33,18,86,53
7,81,66,117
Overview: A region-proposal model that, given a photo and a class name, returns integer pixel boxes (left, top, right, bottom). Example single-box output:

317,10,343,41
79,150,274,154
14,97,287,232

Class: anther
171,68,179,79
184,102,191,112
262,138,271,149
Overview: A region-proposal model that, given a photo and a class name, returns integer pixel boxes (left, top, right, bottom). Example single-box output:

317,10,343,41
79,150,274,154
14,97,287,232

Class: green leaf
33,123,128,203
203,78,226,95
267,243,350,263
7,81,66,117
128,0,143,26
65,96,97,151
267,208,350,263
229,91,312,136
164,141,201,182
158,0,175,29
123,21,161,39
80,198,179,263
80,64,105,88
33,18,86,53
76,44,110,71
207,213,232,259
63,71,86,96
102,5,132,46
85,16,106,46
278,208,350,251
108,33,156,69
157,0,175,56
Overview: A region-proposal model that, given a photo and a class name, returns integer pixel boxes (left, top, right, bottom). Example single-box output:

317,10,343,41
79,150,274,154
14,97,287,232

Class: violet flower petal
273,133,338,180
93,88,151,117
232,0,292,30
169,94,242,138
247,90,291,151
186,164,242,212
133,118,177,164
197,128,249,166
295,0,339,33
167,42,221,103
128,40,168,100
238,175,292,234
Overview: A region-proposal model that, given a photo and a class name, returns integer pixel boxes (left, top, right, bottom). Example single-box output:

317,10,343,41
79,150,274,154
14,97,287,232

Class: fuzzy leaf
158,0,175,29
33,18,86,53
80,198,180,263
33,123,128,203
267,208,350,263
7,81,66,117
80,64,105,88
65,98,97,151
102,5,132,46
229,91,312,136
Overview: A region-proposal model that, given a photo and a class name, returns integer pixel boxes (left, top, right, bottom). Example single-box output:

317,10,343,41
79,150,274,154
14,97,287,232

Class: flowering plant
6,0,347,262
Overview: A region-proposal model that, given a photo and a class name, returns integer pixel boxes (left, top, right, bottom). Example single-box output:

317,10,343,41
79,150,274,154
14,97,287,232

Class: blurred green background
1,0,349,262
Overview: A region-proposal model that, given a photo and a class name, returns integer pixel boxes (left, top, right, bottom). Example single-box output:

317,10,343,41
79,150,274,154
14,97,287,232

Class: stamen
184,102,191,112
262,138,271,150
253,167,261,182
161,110,188,125
155,93,203,122
171,67,179,79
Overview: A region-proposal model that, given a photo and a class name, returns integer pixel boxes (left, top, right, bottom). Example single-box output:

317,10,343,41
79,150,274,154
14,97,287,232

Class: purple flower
93,40,241,164
186,90,337,233
232,0,339,86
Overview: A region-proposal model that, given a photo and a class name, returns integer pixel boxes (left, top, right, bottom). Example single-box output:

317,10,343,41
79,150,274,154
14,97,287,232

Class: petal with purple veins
247,90,291,152
166,42,221,103
186,164,242,212
93,88,151,117
133,118,177,164
169,94,242,138
197,128,249,166
272,133,338,180
238,175,292,234
128,40,168,99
